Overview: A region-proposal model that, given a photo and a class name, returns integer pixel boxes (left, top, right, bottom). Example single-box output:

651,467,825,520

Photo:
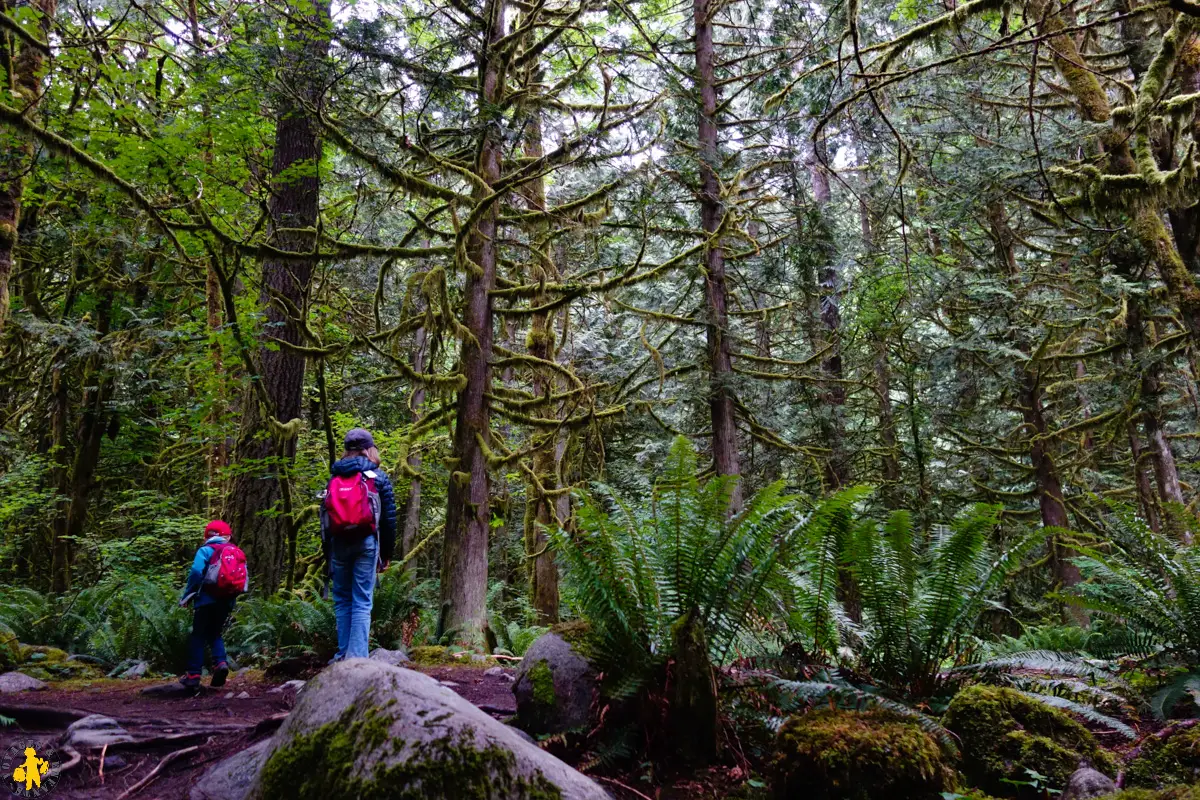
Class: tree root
114,743,204,800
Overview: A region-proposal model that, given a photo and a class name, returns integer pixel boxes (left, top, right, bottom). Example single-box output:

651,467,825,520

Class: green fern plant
844,505,1047,699
553,436,843,762
1066,506,1200,718
225,594,337,663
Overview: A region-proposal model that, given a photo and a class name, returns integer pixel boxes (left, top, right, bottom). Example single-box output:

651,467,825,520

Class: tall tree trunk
1128,421,1162,532
990,198,1086,619
1126,295,1187,536
400,322,427,563
806,132,851,490
874,338,902,506
521,66,561,623
227,0,330,594
1018,366,1087,623
51,290,114,592
0,0,57,333
440,0,506,642
694,0,742,509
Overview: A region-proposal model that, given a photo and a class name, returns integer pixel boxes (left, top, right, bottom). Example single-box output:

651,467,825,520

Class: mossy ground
254,692,563,799
770,707,957,800
1126,725,1200,788
942,685,1117,799
409,645,499,669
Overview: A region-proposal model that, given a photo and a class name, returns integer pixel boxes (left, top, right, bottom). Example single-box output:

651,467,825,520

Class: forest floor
0,664,521,800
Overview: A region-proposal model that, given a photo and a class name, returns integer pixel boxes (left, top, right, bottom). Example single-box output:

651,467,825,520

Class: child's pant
187,602,232,674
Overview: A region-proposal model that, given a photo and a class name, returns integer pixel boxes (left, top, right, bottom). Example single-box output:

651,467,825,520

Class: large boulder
1126,723,1200,789
194,659,609,800
191,739,273,800
513,624,596,735
943,685,1117,799
769,707,957,800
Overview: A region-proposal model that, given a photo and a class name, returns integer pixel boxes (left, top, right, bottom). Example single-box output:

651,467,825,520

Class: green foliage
845,504,1045,698
1067,508,1200,717
1125,723,1200,788
227,594,337,663
552,436,812,701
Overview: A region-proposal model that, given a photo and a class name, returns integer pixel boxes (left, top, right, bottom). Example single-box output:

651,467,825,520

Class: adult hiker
321,428,397,660
179,519,248,688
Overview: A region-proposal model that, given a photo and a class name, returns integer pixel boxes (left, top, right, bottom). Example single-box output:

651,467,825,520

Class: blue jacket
182,536,238,609
328,456,398,561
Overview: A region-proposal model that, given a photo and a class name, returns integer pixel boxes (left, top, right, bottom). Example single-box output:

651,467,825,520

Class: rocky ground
0,664,520,799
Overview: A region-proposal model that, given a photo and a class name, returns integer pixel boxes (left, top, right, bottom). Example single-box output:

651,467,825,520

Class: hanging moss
942,685,1117,798
1126,725,1200,788
254,697,563,800
769,707,957,800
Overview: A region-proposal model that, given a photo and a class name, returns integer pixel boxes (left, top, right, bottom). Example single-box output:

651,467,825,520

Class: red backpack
203,542,249,599
323,471,381,538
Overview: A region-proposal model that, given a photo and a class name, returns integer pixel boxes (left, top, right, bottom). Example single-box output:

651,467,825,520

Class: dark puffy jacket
328,456,398,561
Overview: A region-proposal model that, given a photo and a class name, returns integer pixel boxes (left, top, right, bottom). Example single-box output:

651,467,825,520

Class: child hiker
179,519,248,688
321,428,397,661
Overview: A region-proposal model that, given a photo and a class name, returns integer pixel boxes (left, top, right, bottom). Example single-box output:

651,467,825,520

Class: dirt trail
0,665,518,799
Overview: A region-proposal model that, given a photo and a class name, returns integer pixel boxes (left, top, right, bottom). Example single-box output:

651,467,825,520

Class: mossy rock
769,707,957,800
1126,725,1200,788
224,659,608,800
548,621,593,657
942,685,1117,799
1106,790,1200,800
41,660,105,681
0,625,20,670
20,645,68,663
513,630,597,736
410,646,456,667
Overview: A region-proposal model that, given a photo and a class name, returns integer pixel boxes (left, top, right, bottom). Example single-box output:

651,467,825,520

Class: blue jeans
187,602,231,674
330,534,378,660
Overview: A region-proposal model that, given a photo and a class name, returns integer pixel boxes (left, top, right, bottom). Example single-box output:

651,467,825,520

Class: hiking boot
180,673,201,689
210,661,229,688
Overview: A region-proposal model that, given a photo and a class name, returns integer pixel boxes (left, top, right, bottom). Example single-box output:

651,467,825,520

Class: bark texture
440,0,507,641
0,0,57,333
227,1,330,593
695,0,742,509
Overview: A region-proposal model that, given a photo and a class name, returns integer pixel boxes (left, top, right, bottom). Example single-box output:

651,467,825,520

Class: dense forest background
0,0,1197,666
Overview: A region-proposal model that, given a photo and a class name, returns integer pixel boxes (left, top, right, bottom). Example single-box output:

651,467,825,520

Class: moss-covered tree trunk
521,64,561,624
694,0,742,510
227,0,330,593
0,0,57,334
1032,1,1200,342
400,321,427,563
440,0,507,641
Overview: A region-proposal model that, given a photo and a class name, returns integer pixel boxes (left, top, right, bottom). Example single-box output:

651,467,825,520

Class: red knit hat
205,520,231,538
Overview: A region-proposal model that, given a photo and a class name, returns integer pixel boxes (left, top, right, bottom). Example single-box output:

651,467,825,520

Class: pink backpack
203,542,249,598
324,471,381,538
